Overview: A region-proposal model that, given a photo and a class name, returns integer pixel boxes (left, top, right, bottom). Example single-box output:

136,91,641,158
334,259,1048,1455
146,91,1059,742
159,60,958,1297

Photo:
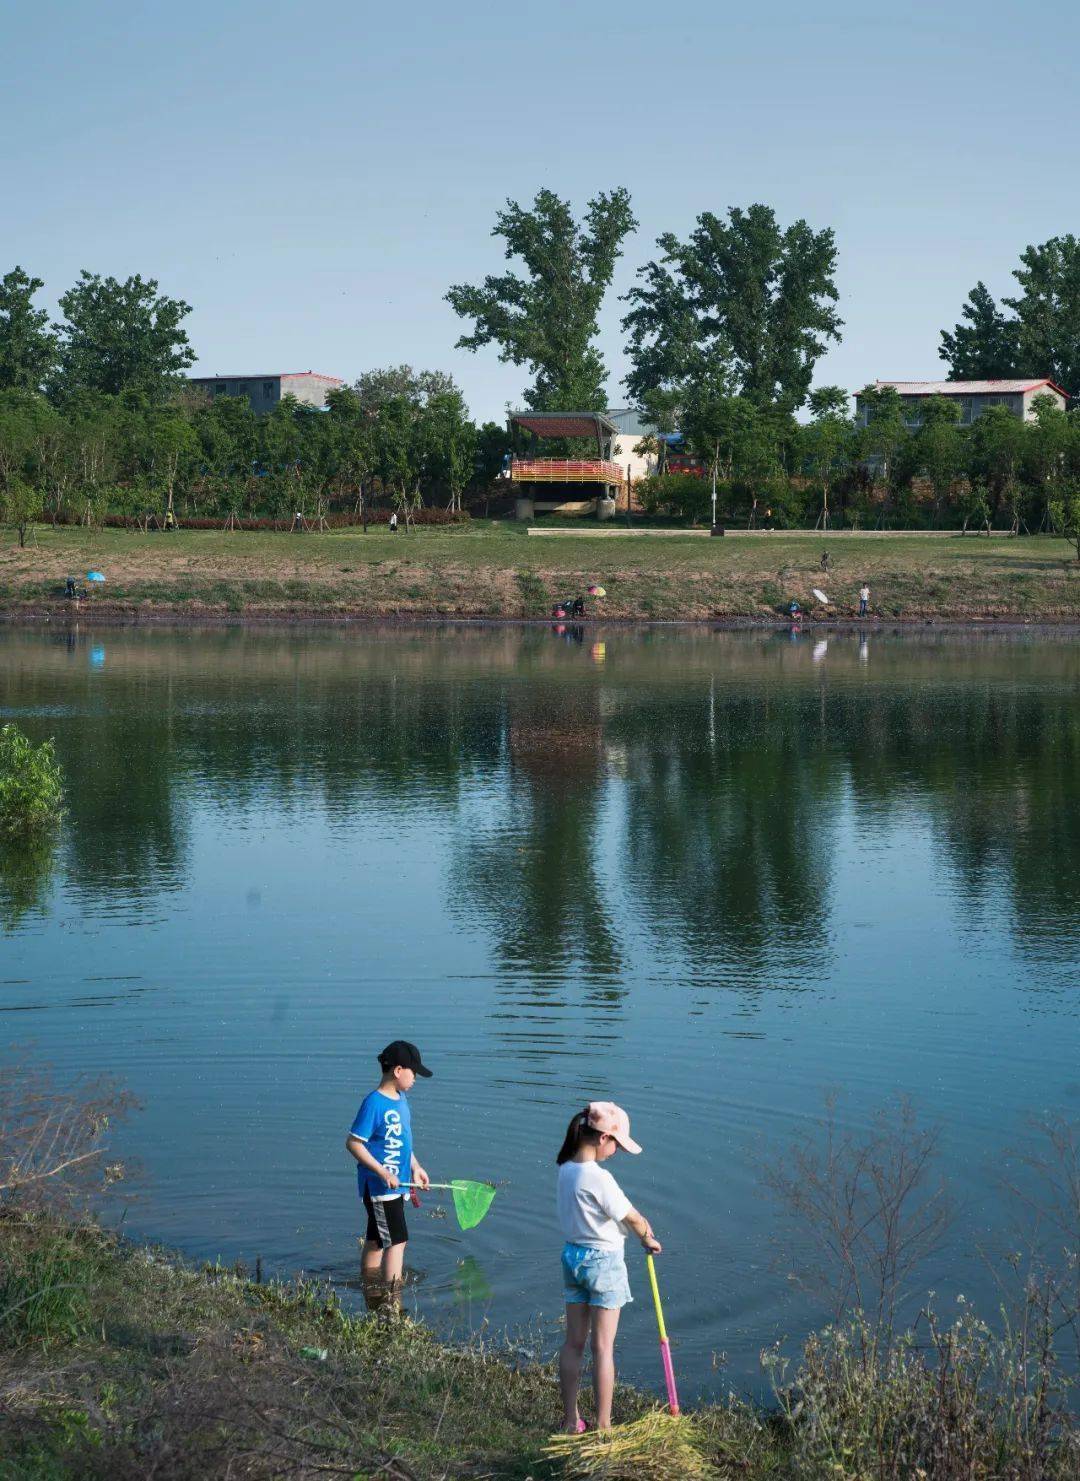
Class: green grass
0,523,1078,621
1,1214,1077,1479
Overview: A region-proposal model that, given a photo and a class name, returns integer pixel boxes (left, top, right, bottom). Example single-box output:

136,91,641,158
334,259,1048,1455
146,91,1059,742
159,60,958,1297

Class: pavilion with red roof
508,410,624,520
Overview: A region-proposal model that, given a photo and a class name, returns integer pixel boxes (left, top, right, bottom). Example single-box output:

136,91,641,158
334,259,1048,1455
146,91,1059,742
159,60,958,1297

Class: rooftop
189,372,344,384
864,378,1066,398
509,410,618,439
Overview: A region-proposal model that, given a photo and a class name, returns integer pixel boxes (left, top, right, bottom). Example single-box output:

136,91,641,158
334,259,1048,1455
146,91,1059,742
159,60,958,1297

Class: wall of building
1021,385,1067,418
278,374,342,408
189,374,343,414
189,376,281,413
607,407,659,484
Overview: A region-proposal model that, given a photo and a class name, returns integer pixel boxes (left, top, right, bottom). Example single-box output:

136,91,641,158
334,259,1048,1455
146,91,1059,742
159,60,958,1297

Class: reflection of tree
617,690,838,986
1,627,1077,991
58,710,186,902
453,683,623,988
883,687,1080,973
0,839,56,932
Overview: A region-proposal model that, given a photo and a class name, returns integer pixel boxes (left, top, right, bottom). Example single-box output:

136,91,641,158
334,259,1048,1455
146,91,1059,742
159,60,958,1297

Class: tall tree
353,364,460,411
1005,235,1080,398
422,389,476,513
0,268,57,393
856,385,906,524
623,204,842,412
798,386,855,529
939,282,1019,380
53,271,195,401
968,402,1025,527
941,236,1080,395
908,396,965,526
1023,393,1074,533
446,188,637,411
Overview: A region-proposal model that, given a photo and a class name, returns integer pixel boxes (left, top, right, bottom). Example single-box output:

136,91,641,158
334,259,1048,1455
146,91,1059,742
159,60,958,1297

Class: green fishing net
449,1179,496,1230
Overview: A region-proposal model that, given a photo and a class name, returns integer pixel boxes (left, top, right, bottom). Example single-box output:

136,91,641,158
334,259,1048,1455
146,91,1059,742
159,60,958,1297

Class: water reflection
2,626,1078,981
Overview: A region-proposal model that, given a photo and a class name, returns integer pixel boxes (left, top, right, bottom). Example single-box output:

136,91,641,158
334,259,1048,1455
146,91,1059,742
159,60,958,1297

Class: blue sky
5,0,1077,420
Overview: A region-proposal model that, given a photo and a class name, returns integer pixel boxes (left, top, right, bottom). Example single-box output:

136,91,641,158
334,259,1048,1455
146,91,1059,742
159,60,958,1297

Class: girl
556,1101,661,1433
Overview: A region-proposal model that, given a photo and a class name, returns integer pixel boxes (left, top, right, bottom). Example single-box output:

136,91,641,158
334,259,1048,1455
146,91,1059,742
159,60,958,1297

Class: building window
263,381,275,399
235,382,248,395
958,398,974,425
214,382,227,396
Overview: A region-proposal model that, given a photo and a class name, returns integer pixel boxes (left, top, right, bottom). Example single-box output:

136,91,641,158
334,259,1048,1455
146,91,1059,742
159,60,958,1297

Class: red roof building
856,379,1066,427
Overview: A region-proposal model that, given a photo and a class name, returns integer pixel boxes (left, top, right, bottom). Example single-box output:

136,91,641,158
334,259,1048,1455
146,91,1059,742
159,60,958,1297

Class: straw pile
542,1409,717,1480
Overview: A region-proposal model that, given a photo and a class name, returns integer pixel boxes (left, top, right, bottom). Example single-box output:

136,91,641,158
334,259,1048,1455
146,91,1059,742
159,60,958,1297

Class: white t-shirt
557,1160,633,1250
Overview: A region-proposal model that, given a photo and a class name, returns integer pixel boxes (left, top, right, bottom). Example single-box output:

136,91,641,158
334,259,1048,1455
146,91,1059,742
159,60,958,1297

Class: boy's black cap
379,1040,433,1077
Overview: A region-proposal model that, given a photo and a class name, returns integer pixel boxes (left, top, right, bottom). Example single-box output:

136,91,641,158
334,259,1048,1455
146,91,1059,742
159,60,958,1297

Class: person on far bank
556,1102,661,1434
346,1040,432,1299
859,582,870,617
389,510,398,532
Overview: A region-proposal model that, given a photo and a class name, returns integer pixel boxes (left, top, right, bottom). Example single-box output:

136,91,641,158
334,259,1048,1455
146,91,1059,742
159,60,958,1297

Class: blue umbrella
86,571,105,583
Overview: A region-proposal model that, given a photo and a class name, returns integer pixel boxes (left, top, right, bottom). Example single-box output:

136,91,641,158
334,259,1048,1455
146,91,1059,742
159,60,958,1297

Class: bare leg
360,1239,389,1311
590,1306,621,1430
382,1241,406,1297
559,1304,590,1431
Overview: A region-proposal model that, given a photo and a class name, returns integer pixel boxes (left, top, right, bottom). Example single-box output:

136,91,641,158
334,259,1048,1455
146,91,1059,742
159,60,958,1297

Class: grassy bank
1,1213,1078,1479
1,524,1078,622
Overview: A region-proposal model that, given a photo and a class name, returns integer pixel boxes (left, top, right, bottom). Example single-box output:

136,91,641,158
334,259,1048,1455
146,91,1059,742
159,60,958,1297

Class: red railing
511,457,623,485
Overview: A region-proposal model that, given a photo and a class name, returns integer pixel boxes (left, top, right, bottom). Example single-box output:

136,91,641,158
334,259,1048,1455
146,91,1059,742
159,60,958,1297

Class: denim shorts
561,1242,633,1309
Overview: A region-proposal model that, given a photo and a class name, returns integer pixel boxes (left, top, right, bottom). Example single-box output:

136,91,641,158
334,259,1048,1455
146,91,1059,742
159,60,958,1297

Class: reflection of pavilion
509,411,623,521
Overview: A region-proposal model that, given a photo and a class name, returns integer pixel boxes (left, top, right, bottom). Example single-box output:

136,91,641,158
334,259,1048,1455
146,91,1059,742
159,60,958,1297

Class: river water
1,623,1077,1401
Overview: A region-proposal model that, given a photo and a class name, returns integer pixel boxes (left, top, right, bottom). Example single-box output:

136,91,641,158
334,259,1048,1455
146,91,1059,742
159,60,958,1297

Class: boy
346,1040,432,1293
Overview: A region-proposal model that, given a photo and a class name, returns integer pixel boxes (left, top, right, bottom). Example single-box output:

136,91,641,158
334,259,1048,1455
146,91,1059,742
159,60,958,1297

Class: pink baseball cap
587,1101,642,1154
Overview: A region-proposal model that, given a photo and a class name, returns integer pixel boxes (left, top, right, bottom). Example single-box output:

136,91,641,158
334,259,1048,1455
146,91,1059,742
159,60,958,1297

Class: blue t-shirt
349,1090,412,1200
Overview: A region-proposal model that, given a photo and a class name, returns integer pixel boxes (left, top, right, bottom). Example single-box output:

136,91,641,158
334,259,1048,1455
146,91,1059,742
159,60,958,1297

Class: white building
188,371,343,413
607,407,659,482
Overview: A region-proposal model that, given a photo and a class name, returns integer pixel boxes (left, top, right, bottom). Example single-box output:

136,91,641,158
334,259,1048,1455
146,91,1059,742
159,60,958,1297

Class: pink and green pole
646,1254,679,1415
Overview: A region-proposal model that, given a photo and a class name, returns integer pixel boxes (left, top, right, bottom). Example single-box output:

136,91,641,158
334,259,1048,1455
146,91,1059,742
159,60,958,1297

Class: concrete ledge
527,526,711,537
526,527,1014,538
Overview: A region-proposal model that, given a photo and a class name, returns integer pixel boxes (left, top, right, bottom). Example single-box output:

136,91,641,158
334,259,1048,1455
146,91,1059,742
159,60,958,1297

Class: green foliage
0,724,64,842
446,187,637,410
623,203,842,411
635,472,712,522
0,267,57,393
908,396,965,524
0,475,42,545
0,1226,96,1349
797,387,856,525
940,280,1019,379
1007,234,1080,397
53,270,195,402
1049,479,1080,559
941,235,1080,396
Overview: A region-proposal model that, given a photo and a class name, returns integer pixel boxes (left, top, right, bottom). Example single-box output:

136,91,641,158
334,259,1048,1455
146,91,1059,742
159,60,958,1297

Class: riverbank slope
1,525,1078,623
2,1214,1078,1479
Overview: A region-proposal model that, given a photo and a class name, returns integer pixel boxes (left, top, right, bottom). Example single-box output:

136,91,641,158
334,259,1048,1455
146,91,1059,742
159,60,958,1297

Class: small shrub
0,1226,97,1348
0,724,64,842
636,472,713,523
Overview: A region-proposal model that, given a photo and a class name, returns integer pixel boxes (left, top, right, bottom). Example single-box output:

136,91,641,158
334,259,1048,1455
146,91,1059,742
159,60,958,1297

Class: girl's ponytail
556,1107,601,1165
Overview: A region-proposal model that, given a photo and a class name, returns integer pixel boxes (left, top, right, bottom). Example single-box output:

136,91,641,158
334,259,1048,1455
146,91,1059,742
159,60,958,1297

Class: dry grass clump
542,1409,718,1480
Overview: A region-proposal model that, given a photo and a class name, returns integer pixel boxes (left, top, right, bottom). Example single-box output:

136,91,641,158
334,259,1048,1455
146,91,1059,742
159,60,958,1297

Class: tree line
0,269,508,540
444,191,1079,545
2,195,1079,543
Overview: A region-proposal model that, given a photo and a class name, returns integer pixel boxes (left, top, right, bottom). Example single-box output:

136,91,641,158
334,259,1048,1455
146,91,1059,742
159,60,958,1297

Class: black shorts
363,1189,408,1249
